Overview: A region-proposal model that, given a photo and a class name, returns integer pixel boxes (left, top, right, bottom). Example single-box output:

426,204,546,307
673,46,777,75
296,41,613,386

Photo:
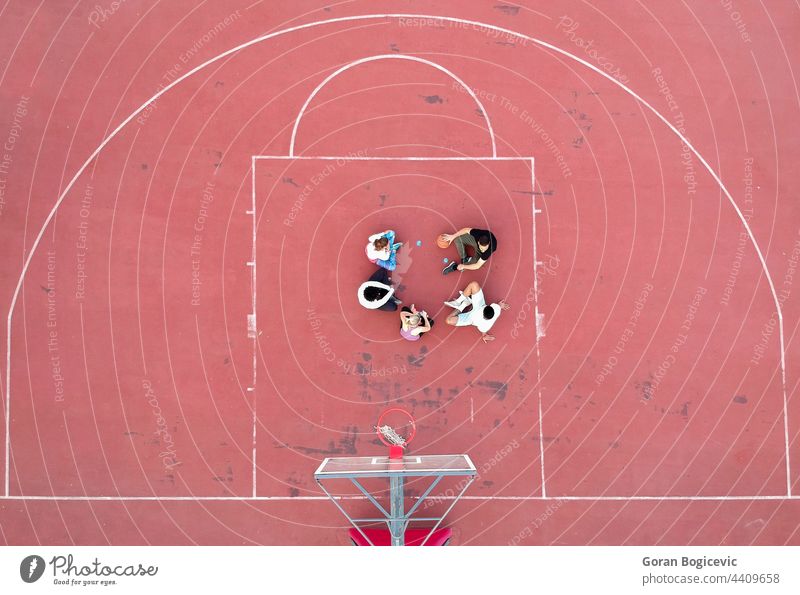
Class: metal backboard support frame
314,454,477,546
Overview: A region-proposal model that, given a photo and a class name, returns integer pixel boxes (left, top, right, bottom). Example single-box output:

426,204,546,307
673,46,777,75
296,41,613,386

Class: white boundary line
0,495,795,502
287,54,498,158
530,160,546,498
253,156,530,161
254,156,526,161
4,13,789,499
250,155,257,498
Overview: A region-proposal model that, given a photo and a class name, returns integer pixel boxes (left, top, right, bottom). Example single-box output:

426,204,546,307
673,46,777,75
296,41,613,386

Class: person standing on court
440,226,497,274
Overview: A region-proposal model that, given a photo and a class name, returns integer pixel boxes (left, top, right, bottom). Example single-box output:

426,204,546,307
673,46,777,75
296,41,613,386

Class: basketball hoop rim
376,407,417,448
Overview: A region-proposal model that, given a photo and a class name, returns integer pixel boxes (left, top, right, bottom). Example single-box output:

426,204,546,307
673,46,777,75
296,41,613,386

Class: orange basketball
436,234,450,249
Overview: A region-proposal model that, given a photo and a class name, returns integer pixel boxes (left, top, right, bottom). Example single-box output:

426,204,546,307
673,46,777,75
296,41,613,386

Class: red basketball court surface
0,0,798,545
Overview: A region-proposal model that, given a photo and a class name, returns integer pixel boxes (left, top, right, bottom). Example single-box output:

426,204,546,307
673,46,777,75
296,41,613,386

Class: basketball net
376,408,416,460
376,424,406,446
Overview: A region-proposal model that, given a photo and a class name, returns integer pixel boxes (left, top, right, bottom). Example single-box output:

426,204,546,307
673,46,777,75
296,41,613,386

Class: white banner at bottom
1,546,798,594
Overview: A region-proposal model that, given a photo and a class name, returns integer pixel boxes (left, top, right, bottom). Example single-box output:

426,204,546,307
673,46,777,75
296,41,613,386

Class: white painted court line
253,156,531,161
529,159,547,499
5,14,789,499
250,155,258,498
287,54,498,158
0,495,795,502
251,155,535,497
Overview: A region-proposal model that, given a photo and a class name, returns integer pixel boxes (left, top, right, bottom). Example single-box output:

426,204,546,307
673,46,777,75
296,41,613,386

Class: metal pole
389,475,404,546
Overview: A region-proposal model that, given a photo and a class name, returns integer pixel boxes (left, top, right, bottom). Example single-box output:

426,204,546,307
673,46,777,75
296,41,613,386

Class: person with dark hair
440,227,497,274
358,267,402,311
366,229,403,271
399,304,434,341
445,281,509,342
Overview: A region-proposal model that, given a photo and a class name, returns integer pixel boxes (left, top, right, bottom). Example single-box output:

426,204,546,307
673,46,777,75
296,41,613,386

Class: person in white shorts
444,281,509,343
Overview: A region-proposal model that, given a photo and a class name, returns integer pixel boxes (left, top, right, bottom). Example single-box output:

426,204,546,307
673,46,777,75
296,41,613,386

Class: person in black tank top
440,227,497,275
